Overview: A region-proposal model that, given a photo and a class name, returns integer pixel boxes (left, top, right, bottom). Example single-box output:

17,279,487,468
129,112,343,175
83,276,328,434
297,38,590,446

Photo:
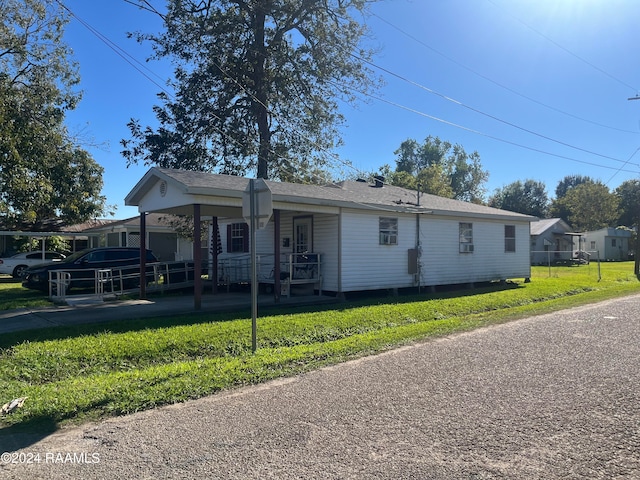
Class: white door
293,216,313,254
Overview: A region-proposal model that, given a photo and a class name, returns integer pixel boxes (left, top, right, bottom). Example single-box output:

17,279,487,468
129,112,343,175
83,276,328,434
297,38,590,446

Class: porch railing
47,254,322,301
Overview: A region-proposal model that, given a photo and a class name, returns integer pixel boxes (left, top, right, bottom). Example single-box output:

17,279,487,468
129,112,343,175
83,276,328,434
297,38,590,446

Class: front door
293,216,313,254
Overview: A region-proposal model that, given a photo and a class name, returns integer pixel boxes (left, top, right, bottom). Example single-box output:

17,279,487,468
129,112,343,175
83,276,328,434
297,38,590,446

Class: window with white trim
505,225,516,252
379,217,398,245
459,222,474,253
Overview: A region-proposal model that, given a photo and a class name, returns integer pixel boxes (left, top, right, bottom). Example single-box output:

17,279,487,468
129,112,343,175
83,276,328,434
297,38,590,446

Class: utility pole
627,95,640,276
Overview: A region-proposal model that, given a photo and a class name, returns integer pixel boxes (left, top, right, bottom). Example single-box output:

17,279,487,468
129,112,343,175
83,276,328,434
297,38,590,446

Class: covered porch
125,168,341,310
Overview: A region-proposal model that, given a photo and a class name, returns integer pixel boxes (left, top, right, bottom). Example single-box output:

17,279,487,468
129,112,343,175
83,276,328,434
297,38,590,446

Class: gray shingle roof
530,218,571,236
129,168,534,221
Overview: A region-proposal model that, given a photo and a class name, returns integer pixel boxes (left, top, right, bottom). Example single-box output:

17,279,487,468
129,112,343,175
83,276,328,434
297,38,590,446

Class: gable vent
159,181,167,197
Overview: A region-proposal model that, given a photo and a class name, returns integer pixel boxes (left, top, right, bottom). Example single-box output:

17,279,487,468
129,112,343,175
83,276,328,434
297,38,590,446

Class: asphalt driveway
1,295,639,479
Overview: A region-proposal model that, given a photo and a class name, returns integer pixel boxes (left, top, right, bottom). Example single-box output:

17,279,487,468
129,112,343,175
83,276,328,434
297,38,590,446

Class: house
125,168,534,306
581,227,633,261
0,218,114,257
529,218,581,265
83,213,197,262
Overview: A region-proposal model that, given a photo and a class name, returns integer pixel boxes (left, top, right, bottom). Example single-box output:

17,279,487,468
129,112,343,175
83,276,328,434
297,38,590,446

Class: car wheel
12,265,28,278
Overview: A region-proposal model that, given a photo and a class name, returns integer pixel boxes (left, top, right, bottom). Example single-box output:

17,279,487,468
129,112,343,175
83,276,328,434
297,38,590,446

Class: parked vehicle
0,251,66,278
22,247,158,292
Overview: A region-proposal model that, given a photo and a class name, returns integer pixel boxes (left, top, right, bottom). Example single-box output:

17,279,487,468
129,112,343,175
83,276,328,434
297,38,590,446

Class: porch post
212,216,219,294
274,209,281,303
139,212,147,300
193,204,202,310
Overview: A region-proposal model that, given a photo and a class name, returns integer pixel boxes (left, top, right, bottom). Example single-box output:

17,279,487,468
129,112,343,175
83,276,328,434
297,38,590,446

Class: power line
604,147,640,186
371,11,639,135
485,0,638,93
352,53,640,168
343,85,640,175
56,0,170,97
65,0,640,187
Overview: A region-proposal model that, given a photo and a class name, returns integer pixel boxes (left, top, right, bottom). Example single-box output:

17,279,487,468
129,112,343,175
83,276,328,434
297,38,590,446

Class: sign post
243,179,273,352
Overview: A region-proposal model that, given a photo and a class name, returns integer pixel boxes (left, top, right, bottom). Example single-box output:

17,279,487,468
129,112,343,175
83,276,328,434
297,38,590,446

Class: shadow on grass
0,281,524,350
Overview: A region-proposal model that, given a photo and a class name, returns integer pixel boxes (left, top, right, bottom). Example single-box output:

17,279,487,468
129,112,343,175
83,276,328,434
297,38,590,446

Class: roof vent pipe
373,175,385,188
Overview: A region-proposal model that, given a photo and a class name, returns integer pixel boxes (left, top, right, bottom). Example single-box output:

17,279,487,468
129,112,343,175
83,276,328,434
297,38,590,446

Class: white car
0,251,66,278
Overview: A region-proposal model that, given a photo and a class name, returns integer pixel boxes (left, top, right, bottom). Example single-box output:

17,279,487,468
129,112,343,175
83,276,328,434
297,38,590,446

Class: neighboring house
83,213,196,262
125,168,535,298
0,218,113,257
529,218,580,265
581,227,633,261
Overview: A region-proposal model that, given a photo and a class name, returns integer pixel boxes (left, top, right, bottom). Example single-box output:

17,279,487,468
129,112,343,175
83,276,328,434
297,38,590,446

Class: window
459,222,474,253
227,223,249,253
612,239,617,247
379,217,398,245
505,225,516,252
590,241,596,250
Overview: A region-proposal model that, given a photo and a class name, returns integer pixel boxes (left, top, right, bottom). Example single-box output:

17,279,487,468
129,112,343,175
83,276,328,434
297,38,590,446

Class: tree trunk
253,3,270,179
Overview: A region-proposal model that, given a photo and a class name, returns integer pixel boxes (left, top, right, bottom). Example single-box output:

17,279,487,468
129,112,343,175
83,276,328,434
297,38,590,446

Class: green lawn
0,276,53,311
0,262,638,431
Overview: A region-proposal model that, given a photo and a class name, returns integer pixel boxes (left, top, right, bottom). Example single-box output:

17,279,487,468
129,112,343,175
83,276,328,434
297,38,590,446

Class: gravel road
1,295,639,479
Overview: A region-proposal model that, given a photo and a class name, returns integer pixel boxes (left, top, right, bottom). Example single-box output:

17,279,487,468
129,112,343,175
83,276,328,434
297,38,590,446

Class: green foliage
551,181,619,231
550,175,596,225
615,179,640,274
0,262,638,427
488,179,549,217
389,136,488,203
0,0,107,229
121,0,382,181
615,179,640,228
554,174,595,199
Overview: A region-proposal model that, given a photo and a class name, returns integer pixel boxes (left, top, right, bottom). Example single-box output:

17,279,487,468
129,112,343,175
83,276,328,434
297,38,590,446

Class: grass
0,262,638,431
0,276,52,310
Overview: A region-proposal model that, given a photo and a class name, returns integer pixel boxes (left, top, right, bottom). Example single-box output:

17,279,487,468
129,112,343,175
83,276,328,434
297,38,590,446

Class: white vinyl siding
341,210,416,291
420,218,530,286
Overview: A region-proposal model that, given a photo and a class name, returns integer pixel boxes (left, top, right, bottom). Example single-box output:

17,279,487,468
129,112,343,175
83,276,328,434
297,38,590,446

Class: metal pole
250,179,258,352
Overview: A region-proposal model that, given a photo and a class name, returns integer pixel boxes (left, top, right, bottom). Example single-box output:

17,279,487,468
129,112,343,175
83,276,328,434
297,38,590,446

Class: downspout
193,204,202,310
274,209,281,303
416,213,421,294
416,183,421,294
338,207,343,300
212,216,219,294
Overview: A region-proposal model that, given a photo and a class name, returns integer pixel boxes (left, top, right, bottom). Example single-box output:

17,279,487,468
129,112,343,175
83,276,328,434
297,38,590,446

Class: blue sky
61,0,640,219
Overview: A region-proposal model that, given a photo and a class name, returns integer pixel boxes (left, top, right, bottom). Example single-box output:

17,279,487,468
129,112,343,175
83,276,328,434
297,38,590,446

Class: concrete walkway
0,291,339,334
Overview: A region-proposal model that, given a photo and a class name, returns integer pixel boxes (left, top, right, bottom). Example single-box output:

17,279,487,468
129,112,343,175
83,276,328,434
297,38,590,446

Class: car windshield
61,249,91,263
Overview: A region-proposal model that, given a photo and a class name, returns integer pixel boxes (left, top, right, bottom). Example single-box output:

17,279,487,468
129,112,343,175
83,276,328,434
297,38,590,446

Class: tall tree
550,175,596,223
488,179,549,217
390,136,488,203
552,182,618,231
121,0,382,181
0,0,107,228
554,174,595,199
